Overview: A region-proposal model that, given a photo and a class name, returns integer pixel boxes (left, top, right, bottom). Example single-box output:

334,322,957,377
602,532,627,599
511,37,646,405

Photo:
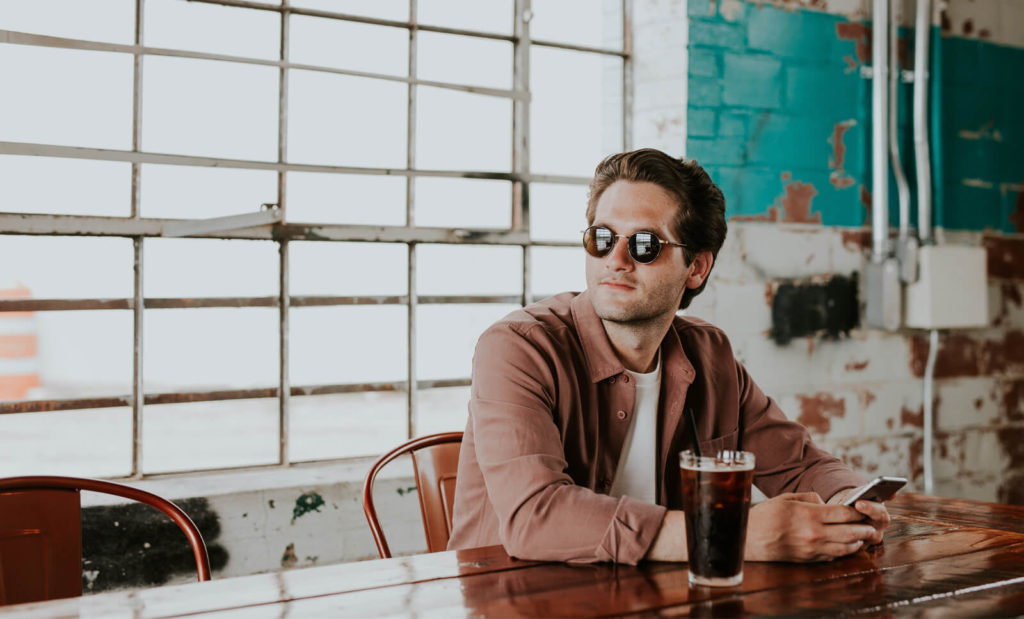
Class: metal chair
362,432,463,559
0,475,212,605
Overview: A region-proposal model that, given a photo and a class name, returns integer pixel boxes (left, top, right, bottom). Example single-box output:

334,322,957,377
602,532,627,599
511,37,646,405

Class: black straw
687,408,702,458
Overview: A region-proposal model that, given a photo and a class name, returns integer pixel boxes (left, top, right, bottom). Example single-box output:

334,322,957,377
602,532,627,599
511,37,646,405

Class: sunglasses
582,225,686,265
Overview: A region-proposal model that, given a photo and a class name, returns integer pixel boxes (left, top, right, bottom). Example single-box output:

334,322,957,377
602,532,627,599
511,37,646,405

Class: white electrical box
904,245,989,329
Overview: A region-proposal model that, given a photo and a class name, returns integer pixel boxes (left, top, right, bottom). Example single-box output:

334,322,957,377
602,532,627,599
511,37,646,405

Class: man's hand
827,486,891,546
744,492,884,562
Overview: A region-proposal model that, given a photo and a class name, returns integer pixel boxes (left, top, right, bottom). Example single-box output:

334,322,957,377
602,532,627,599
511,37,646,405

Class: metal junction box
904,245,988,329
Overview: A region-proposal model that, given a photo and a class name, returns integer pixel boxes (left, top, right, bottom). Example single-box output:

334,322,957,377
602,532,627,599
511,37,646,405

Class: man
447,148,889,565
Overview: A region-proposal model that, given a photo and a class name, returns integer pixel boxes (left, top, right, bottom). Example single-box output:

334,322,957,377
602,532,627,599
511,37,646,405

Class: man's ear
685,250,714,290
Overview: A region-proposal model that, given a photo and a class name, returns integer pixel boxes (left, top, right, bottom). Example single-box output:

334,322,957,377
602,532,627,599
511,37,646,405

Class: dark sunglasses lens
584,226,615,257
628,232,661,263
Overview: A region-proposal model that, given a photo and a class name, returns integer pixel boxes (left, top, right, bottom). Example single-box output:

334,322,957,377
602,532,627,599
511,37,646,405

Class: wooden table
3,493,1024,617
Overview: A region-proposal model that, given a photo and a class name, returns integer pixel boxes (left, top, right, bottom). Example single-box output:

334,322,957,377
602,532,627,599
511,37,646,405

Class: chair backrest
362,432,463,559
0,476,212,605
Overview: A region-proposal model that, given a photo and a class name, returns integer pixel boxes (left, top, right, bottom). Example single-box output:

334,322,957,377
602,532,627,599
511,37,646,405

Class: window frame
0,0,633,478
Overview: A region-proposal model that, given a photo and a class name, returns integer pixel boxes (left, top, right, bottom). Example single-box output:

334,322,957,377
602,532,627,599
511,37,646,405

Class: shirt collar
570,290,695,384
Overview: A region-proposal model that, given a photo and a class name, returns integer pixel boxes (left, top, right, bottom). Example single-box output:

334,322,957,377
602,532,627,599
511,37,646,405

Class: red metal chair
0,475,212,605
362,432,463,559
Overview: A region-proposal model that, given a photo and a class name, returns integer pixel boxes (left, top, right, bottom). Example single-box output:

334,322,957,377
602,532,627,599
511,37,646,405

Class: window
0,0,629,478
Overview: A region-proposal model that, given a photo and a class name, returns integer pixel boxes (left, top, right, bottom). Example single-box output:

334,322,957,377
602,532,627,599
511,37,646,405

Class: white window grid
0,0,632,478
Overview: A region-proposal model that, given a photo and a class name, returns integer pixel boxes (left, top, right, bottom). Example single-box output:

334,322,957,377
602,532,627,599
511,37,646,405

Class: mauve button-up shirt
447,290,864,565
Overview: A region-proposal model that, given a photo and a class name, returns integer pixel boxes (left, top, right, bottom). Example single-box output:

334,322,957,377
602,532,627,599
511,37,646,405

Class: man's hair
586,148,727,310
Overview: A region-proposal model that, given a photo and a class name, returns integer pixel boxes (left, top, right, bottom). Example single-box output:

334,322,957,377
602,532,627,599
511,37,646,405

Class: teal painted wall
935,35,1024,233
686,1,1024,233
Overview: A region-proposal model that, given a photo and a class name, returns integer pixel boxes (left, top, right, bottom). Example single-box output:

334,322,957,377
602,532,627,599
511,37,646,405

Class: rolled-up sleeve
469,322,665,564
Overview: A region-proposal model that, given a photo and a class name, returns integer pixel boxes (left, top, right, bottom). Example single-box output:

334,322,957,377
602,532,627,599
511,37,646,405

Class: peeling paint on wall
779,181,822,223
281,543,298,568
835,22,871,64
829,120,858,189
796,392,846,434
292,492,325,523
82,498,229,592
908,331,1024,379
984,236,1024,280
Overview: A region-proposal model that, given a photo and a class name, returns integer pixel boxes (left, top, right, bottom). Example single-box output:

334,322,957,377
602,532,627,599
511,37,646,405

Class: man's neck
601,313,674,373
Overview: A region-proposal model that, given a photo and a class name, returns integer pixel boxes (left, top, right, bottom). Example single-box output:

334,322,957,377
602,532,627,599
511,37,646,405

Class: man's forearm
644,510,688,561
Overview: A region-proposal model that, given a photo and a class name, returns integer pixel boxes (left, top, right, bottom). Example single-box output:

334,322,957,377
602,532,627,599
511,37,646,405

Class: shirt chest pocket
698,428,739,456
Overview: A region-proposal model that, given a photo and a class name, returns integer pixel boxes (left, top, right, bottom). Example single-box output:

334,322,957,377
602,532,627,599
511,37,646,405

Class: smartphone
841,476,907,506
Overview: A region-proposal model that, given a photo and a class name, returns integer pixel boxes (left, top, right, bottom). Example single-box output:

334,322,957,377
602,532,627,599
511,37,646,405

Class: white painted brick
774,389,862,441
634,76,685,113
737,0,872,21
933,475,1001,502
934,377,1002,432
740,225,835,279
859,380,925,437
943,0,1024,49
735,329,915,395
959,428,1011,475
989,281,1024,329
683,278,718,322
632,0,685,27
633,109,685,155
828,229,869,275
711,281,773,339
710,226,759,283
821,435,919,489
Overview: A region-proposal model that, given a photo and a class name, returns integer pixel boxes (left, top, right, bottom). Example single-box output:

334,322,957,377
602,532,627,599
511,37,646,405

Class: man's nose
605,238,633,271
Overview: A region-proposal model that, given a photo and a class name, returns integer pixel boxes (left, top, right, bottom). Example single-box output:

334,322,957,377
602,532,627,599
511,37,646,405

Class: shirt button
608,376,616,384
599,478,611,491
623,375,630,383
616,410,628,420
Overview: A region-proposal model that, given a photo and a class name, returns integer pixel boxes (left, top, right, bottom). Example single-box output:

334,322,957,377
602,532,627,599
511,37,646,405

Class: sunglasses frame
582,225,687,265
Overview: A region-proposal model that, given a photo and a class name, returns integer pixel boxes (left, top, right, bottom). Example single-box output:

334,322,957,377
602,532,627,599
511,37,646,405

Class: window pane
142,56,279,161
145,0,281,60
0,45,132,149
145,239,278,298
144,308,279,390
3,310,133,402
0,237,132,299
290,0,408,21
417,304,517,380
530,183,588,241
415,178,511,229
290,392,406,461
531,0,623,50
286,173,406,226
0,156,130,217
288,71,407,169
290,306,407,385
143,399,278,473
531,247,585,298
418,0,513,35
141,165,277,219
290,15,408,76
0,409,131,477
531,48,623,177
0,0,135,45
290,242,407,296
417,386,469,436
417,245,522,296
417,32,512,90
416,87,511,171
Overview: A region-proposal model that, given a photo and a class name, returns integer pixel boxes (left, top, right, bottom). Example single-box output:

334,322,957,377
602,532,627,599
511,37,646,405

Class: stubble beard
592,287,677,327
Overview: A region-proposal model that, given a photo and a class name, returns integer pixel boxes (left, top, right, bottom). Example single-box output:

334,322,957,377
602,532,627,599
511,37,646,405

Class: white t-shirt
608,355,662,504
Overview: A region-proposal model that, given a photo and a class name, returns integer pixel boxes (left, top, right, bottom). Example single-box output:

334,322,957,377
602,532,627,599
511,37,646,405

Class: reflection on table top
3,493,1024,617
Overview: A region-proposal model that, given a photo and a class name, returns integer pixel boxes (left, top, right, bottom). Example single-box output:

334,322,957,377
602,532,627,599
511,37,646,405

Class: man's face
585,180,691,324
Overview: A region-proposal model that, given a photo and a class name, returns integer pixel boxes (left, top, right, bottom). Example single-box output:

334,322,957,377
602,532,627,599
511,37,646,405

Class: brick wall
670,0,1024,503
